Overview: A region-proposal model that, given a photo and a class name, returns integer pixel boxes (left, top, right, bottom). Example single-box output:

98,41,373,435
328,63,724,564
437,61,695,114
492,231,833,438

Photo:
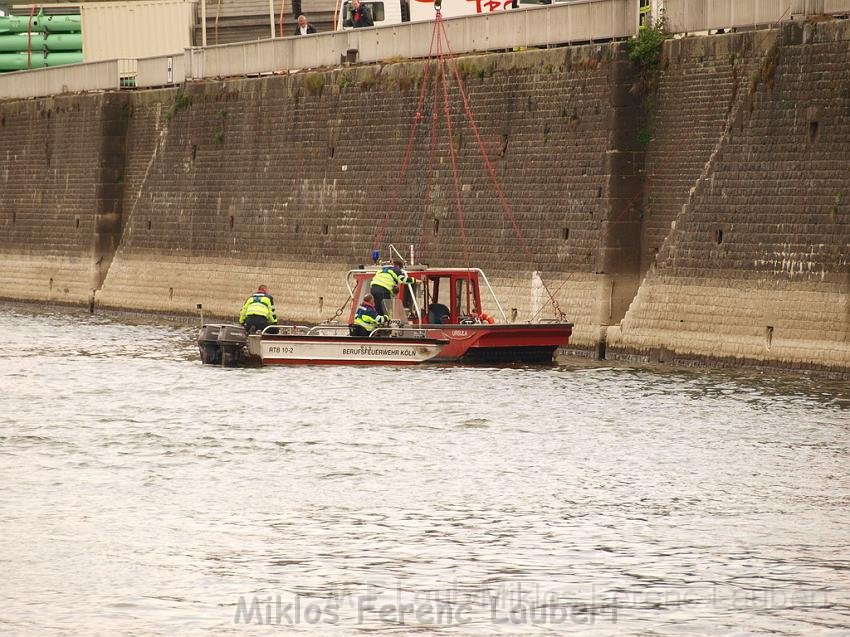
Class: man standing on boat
370,260,415,317
239,285,278,334
349,294,386,336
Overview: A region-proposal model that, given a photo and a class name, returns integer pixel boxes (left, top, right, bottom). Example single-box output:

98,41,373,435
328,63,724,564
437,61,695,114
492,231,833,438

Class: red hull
420,323,572,362
260,324,572,364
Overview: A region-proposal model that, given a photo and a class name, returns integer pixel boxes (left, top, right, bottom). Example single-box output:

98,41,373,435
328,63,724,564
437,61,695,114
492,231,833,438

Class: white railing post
201,0,207,47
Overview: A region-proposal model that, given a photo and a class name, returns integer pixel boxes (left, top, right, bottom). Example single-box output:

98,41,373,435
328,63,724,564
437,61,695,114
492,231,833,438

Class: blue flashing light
371,249,380,264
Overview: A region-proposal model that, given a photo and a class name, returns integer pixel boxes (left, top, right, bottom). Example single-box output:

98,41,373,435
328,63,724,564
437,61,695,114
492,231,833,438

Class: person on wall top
294,14,316,35
349,0,373,28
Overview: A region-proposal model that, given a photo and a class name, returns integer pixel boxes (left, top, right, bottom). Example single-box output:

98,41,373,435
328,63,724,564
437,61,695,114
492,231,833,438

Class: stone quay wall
0,19,847,373
607,21,850,372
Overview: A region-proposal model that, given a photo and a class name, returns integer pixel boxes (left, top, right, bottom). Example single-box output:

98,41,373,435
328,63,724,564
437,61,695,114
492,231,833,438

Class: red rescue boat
346,264,572,364
197,263,571,367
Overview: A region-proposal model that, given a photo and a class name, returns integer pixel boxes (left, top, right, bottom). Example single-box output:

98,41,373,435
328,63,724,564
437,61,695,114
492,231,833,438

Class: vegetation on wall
749,39,781,94
304,74,326,96
628,13,671,148
166,91,193,121
628,13,670,75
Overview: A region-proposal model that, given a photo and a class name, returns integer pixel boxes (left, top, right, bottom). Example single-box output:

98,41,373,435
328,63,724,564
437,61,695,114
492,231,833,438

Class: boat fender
480,313,495,324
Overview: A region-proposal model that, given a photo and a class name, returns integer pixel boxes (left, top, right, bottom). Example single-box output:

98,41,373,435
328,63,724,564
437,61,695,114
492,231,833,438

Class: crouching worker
239,285,278,334
349,294,387,337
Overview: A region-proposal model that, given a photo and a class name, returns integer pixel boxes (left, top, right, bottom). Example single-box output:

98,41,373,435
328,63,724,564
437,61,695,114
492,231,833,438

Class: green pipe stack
0,10,82,72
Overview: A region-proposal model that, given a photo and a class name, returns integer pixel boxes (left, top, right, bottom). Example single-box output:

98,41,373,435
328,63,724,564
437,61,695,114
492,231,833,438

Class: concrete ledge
607,279,850,372
0,253,96,305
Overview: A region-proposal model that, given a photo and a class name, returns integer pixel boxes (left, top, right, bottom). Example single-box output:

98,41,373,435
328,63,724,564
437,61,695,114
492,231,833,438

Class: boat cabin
347,266,503,326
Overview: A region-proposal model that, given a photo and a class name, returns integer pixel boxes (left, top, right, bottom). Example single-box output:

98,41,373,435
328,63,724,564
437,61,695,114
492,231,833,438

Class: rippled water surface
1,304,849,635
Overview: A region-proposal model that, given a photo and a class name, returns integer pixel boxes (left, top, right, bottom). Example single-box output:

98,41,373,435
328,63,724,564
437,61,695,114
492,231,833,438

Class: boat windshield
455,277,480,321
418,274,481,324
422,276,448,324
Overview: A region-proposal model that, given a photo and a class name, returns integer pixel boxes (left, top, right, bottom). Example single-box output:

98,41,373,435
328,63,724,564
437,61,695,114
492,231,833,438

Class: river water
1,303,848,635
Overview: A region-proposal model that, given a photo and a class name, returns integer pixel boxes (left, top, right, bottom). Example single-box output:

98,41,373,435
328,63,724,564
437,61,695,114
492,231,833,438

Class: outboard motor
197,324,223,365
217,324,248,367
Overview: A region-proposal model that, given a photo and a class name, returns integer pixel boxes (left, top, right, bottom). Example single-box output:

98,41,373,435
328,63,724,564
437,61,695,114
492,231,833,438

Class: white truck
337,0,520,30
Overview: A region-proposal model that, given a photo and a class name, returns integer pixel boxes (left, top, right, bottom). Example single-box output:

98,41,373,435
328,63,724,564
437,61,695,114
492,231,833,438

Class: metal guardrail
664,0,850,32
0,0,636,96
137,53,187,87
664,0,788,32
0,59,120,100
824,0,850,13
184,0,636,83
2,0,850,98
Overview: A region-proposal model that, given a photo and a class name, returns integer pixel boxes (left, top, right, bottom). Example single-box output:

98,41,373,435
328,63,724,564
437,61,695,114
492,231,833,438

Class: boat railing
260,324,312,335
369,326,429,339
260,324,354,336
472,268,508,323
305,325,350,336
260,324,437,338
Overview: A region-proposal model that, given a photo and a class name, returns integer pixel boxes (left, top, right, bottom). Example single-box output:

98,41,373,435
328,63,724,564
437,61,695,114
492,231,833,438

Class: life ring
480,313,496,324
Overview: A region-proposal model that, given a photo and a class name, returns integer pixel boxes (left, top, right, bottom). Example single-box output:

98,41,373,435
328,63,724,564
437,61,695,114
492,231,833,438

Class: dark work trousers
244,315,271,334
370,285,393,317
349,324,370,337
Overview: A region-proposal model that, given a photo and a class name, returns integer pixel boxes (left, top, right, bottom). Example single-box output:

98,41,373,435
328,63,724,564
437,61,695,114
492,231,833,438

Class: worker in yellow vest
239,285,278,334
349,294,387,336
370,260,415,317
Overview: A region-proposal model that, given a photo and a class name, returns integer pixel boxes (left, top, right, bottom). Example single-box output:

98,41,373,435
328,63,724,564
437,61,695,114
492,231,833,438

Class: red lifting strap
373,11,568,319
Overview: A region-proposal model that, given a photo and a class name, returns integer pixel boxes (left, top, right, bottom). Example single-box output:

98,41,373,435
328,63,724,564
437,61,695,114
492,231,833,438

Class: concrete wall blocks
1,20,849,372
